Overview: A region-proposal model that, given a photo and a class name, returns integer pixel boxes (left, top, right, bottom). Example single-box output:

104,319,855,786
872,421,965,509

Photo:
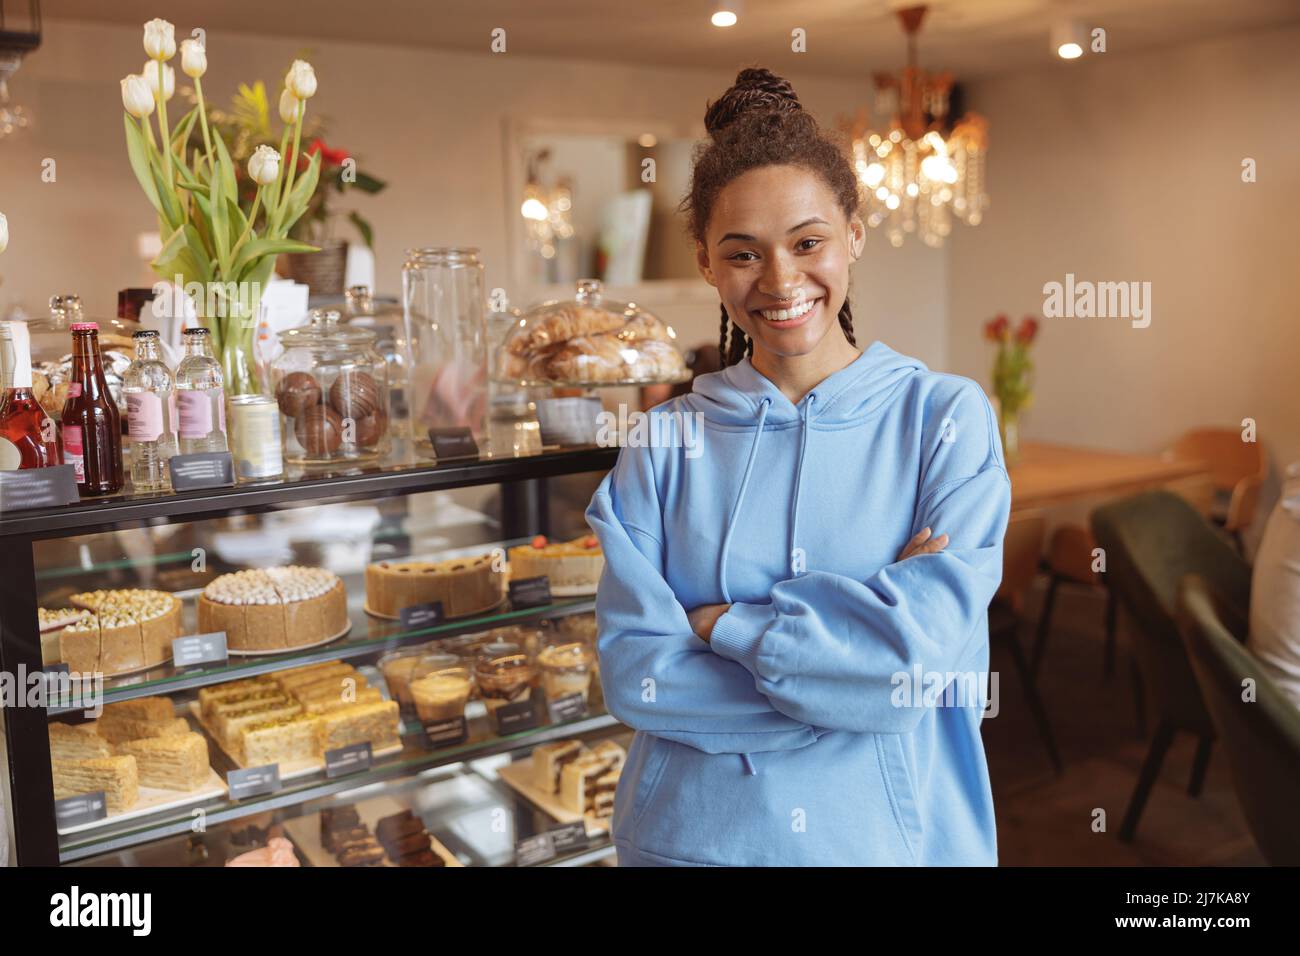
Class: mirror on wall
503,117,704,300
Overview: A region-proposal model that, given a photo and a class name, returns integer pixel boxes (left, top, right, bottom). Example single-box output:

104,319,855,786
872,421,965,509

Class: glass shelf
58,703,621,863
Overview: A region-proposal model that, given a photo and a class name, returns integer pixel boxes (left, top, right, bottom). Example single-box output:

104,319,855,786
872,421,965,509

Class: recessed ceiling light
712,0,739,28
1052,19,1086,59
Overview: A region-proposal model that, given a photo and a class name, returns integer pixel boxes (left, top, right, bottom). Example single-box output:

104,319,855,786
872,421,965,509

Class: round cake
365,552,505,620
198,566,349,652
56,589,182,675
507,534,604,595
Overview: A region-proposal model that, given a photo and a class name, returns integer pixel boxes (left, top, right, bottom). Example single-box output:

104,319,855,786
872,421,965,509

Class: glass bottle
61,322,123,496
0,320,62,470
123,329,178,491
175,327,228,455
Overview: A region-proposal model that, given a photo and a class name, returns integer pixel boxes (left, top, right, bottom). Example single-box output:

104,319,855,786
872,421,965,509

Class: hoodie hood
683,339,927,428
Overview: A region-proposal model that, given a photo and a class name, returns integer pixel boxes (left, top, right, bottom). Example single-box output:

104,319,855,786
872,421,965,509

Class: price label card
54,791,107,829
168,452,235,491
325,742,373,779
227,764,281,800
172,631,228,668
508,575,552,610
515,832,556,867
428,427,479,461
0,465,79,513
548,820,589,853
494,695,541,735
399,601,445,630
546,692,588,724
422,715,468,748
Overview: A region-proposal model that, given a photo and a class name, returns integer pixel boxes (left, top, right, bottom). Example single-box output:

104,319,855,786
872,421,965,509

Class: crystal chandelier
848,5,988,248
519,149,574,260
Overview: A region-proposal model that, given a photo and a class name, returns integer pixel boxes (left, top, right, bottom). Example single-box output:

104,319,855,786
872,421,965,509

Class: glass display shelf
69,725,631,868
0,439,618,539
43,577,595,715
57,701,620,863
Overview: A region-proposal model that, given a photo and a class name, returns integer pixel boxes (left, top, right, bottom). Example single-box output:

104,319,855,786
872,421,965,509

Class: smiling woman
586,67,1012,867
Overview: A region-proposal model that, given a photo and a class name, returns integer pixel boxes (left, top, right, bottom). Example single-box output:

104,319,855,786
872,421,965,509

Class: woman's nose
758,254,801,300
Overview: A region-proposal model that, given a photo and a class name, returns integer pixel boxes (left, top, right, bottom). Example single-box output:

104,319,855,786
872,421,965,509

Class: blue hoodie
583,340,1012,866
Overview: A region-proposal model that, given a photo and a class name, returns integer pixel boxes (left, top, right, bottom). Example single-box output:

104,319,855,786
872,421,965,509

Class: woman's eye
729,251,759,262
797,238,822,251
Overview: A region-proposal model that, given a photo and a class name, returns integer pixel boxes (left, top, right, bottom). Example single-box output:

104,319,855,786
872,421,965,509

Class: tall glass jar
271,309,391,465
401,248,488,455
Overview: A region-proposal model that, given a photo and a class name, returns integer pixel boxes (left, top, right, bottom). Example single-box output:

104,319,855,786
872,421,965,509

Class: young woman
585,68,1011,866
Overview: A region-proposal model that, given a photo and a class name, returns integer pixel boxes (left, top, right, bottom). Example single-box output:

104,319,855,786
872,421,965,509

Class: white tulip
284,60,317,100
180,38,207,78
279,87,300,125
248,145,281,186
120,74,155,118
142,61,175,101
0,213,8,255
143,19,176,61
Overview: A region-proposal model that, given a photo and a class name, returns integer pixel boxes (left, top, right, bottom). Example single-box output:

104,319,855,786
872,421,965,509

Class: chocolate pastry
276,371,322,418
327,825,372,853
352,409,387,448
337,839,386,867
328,370,380,421
383,831,432,858
295,405,344,455
398,848,445,867
375,810,421,845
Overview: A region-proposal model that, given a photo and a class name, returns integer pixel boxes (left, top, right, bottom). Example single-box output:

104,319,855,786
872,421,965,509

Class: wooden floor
982,579,1266,866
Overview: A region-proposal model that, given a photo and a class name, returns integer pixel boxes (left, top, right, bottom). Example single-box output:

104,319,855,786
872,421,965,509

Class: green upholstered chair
1090,490,1251,842
1178,574,1300,865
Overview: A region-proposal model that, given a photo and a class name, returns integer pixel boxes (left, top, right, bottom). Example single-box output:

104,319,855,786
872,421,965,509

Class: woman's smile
754,295,822,329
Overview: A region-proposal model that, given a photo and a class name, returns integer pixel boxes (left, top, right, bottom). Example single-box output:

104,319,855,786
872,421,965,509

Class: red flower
1016,316,1039,344
984,314,1010,342
303,138,351,168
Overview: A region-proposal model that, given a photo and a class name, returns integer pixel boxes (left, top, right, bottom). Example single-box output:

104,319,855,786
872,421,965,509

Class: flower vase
998,406,1021,467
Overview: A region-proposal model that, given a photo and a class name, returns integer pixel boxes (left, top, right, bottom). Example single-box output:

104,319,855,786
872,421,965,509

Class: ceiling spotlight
1052,18,1086,59
712,0,739,28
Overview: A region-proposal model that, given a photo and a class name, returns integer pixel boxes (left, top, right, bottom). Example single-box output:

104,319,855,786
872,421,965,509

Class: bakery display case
0,438,625,866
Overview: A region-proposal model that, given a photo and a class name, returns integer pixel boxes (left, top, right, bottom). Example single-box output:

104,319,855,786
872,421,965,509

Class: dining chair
1170,428,1266,551
988,510,1063,774
1031,523,1118,678
1091,491,1252,842
1177,574,1300,865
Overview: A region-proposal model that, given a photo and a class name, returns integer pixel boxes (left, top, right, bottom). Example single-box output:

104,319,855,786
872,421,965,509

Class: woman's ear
696,241,717,287
848,217,866,261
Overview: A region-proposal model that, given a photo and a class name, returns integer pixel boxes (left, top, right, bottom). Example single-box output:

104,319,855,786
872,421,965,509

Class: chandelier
0,0,41,139
847,5,988,248
519,149,574,260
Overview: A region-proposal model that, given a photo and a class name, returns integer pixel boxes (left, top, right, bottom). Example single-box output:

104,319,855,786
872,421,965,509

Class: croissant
508,305,624,355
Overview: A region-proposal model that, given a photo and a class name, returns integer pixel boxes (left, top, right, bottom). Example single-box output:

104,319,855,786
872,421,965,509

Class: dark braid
686,67,862,368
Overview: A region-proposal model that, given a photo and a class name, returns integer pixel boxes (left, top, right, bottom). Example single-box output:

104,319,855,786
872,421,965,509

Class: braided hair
684,67,860,367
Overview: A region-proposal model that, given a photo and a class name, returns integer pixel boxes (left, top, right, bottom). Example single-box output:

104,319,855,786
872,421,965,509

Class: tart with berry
507,533,604,596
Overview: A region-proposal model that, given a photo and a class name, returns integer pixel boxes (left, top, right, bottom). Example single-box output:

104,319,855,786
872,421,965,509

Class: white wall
0,19,948,372
948,24,1300,481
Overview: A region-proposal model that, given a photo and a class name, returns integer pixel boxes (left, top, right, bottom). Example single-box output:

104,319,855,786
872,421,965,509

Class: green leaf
150,162,182,232
280,151,321,231
348,211,374,249
123,115,166,219
210,163,231,276
348,170,386,194
183,223,213,283
170,105,199,149
232,237,317,280
211,126,238,204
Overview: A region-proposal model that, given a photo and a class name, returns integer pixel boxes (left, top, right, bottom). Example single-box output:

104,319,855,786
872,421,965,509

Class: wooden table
1009,441,1210,511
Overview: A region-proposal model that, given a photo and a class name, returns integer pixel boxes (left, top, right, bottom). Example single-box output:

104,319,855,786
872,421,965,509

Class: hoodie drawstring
717,393,817,779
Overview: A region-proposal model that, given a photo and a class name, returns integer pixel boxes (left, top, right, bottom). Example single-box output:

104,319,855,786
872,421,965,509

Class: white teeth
759,298,818,322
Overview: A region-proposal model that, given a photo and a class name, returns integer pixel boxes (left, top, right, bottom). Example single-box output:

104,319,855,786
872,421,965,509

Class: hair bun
704,67,802,137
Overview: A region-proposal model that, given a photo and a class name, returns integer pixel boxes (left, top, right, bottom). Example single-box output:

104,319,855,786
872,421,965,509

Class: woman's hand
687,603,731,643
897,527,949,562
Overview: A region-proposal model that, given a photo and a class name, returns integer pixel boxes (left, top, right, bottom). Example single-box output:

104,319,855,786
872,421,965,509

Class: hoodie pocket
628,734,674,830
875,733,924,864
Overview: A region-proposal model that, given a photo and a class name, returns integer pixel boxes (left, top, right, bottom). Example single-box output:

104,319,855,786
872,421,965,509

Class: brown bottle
61,322,123,496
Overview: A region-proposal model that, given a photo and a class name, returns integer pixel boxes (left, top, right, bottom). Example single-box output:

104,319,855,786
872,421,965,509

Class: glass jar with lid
28,295,137,422
494,279,690,387
271,308,390,464
343,284,408,436
536,638,595,707
401,248,488,454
